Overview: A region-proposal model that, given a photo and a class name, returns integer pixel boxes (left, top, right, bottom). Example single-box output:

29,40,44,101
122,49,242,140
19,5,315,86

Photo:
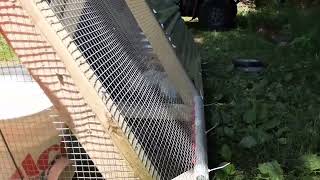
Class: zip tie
208,162,231,173
204,102,218,107
204,102,233,107
206,122,219,134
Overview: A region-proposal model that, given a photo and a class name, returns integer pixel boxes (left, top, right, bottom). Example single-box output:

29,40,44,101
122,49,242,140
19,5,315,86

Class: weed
0,34,17,61
190,4,320,180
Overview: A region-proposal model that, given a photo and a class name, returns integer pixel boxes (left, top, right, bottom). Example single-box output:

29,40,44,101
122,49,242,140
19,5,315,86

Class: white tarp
0,66,52,119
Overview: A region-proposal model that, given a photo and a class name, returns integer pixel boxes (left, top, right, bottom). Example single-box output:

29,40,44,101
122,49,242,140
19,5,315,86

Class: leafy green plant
219,144,232,161
213,163,244,180
0,35,16,61
190,4,320,180
257,161,284,180
239,136,257,149
300,154,320,173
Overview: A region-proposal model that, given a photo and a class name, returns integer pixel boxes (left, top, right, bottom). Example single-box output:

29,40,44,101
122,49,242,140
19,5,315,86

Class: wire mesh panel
0,13,71,178
1,0,208,179
34,0,195,179
0,0,139,179
0,31,68,179
0,34,32,82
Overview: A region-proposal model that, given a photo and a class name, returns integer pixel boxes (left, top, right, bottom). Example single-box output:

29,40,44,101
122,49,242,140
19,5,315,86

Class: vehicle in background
179,0,239,29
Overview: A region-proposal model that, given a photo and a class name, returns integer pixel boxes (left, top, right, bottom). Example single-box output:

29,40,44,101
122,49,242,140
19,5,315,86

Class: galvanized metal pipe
193,95,209,180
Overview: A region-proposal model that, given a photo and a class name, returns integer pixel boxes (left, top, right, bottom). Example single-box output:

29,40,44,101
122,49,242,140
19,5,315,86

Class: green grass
0,34,17,62
189,5,320,180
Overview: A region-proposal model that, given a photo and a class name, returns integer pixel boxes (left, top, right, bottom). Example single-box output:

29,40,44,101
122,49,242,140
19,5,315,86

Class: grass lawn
0,34,17,62
188,5,320,180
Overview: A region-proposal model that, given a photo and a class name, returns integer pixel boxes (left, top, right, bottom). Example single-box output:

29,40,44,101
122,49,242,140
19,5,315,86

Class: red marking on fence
21,154,40,177
37,144,61,170
10,142,67,179
10,168,23,180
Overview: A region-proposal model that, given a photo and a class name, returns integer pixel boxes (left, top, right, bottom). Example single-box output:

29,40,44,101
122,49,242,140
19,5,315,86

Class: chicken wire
0,0,138,179
0,46,136,178
0,35,31,82
0,0,208,179
40,0,195,179
0,51,61,179
0,32,106,179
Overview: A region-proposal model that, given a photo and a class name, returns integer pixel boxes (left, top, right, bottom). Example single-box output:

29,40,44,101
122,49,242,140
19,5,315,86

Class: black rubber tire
199,0,238,30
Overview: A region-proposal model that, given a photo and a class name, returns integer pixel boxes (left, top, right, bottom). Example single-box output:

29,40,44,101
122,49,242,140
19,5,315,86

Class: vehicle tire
199,0,238,30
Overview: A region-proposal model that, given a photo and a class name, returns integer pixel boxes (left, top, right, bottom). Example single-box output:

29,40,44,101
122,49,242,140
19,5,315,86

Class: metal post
194,95,209,180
